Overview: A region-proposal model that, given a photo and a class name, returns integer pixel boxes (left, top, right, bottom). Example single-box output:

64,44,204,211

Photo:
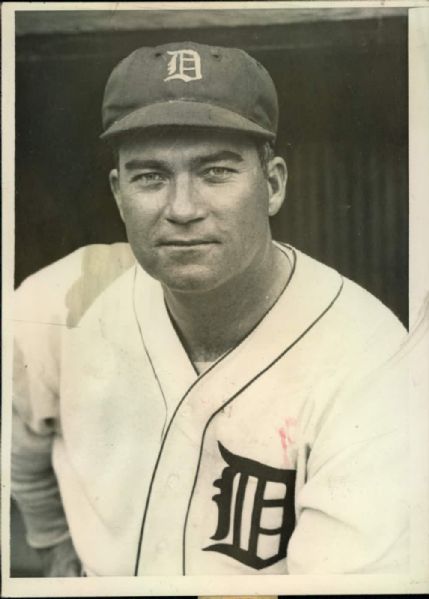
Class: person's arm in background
12,404,80,576
12,274,81,577
12,244,135,576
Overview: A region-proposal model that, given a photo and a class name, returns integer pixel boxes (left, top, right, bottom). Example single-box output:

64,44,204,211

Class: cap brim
100,100,275,141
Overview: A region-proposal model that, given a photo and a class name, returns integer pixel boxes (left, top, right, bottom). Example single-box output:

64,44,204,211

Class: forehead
115,127,259,162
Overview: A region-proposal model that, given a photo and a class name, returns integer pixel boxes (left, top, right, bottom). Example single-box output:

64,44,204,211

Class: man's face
110,128,285,293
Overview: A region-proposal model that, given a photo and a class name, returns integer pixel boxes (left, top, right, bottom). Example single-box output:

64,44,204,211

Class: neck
163,242,291,363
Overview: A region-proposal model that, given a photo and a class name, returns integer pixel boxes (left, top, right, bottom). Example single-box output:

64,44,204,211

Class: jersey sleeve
286,313,409,574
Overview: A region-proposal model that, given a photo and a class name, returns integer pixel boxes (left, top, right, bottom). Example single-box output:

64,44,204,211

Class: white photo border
2,2,429,596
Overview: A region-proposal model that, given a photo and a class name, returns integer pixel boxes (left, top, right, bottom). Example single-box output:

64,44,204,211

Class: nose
164,174,204,224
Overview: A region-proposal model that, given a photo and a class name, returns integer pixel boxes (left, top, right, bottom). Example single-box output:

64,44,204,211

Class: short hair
111,132,276,179
256,141,276,178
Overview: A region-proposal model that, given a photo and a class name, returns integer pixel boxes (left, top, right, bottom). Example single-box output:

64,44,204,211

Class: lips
157,239,219,247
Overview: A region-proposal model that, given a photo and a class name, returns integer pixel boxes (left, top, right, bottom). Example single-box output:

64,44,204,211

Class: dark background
12,8,408,577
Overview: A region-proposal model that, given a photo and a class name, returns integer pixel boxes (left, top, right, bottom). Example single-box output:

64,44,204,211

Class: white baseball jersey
12,242,409,576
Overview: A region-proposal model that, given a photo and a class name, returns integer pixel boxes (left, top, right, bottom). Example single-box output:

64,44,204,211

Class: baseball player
12,42,409,577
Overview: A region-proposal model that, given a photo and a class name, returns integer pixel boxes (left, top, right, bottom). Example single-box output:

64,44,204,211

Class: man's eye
203,167,235,180
132,172,165,185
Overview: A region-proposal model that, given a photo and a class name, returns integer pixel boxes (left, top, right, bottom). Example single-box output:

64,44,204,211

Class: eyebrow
192,151,245,166
124,159,166,171
123,151,244,171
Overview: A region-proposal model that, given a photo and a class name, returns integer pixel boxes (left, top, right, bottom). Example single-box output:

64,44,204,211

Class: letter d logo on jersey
204,442,296,570
164,49,202,82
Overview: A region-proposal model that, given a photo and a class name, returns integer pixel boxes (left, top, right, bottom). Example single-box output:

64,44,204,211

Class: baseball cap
101,41,278,142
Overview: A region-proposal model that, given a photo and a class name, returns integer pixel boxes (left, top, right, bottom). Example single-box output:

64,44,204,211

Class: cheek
120,196,158,239
225,182,270,243
120,201,160,272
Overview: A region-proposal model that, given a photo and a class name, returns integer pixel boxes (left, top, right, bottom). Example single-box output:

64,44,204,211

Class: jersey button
157,540,167,551
167,473,179,489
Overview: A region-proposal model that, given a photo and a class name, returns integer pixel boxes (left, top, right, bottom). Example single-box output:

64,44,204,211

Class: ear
109,168,125,222
266,157,287,217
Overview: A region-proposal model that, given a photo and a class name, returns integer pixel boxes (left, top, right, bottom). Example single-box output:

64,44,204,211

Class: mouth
157,239,219,247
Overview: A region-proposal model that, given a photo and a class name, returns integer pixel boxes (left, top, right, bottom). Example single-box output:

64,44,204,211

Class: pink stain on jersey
279,427,287,449
278,417,297,468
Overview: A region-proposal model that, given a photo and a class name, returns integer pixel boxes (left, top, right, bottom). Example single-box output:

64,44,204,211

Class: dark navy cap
101,41,278,141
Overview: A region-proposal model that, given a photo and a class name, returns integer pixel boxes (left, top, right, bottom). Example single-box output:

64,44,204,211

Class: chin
157,265,226,294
